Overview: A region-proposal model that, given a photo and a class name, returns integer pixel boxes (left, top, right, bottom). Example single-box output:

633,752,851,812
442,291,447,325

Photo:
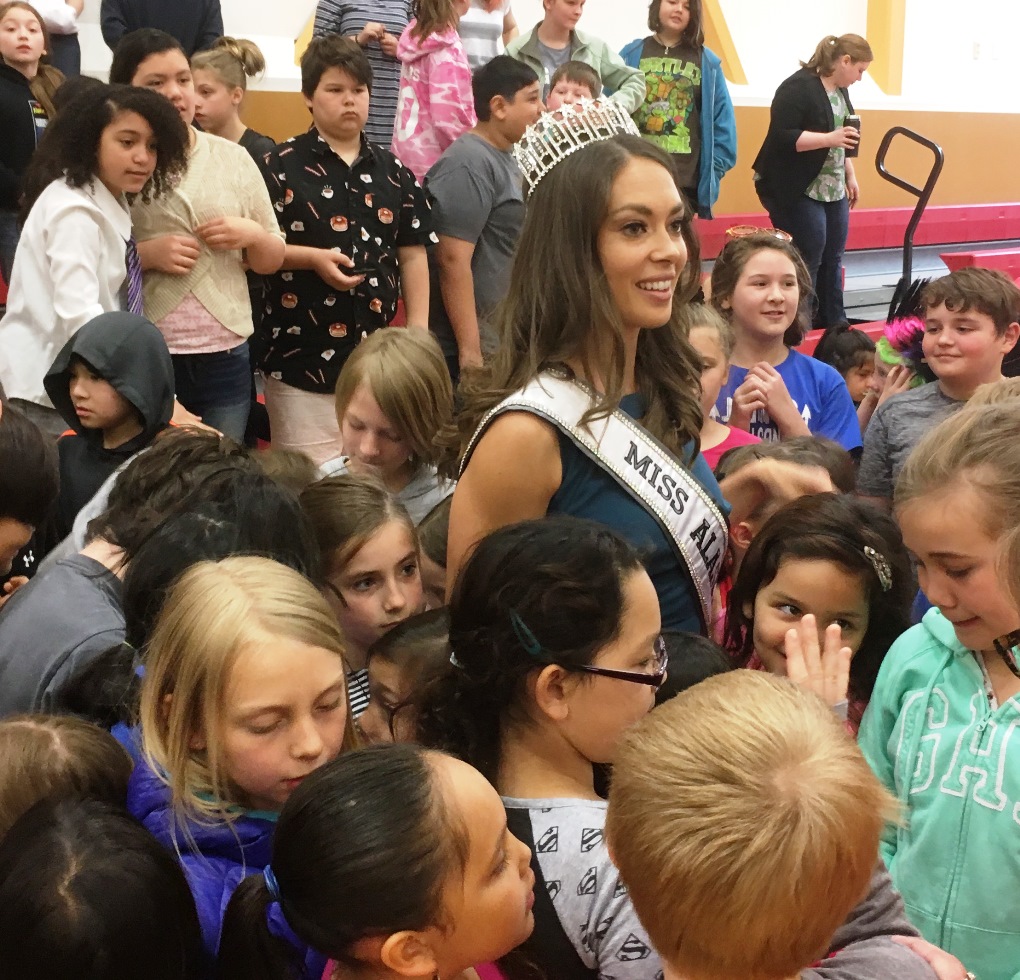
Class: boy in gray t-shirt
424,56,541,381
858,269,1020,509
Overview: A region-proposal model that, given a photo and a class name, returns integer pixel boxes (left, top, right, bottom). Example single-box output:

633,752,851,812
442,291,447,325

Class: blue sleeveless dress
548,393,728,633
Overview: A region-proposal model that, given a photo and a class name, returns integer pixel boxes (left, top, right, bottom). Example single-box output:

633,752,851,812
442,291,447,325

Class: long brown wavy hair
439,135,704,473
0,2,63,117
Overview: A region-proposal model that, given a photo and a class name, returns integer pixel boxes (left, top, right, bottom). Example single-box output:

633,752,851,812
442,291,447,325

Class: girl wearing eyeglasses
417,515,665,980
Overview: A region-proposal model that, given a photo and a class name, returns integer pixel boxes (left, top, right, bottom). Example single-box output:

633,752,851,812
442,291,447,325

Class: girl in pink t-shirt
392,0,477,182
684,304,760,471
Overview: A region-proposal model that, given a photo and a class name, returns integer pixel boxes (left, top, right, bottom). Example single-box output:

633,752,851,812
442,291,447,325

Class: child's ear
163,693,206,751
376,931,438,978
731,520,755,554
531,664,573,722
1002,321,1020,353
489,93,507,120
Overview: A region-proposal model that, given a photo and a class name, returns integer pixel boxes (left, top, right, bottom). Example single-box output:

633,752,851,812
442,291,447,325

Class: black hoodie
43,312,174,535
0,61,45,211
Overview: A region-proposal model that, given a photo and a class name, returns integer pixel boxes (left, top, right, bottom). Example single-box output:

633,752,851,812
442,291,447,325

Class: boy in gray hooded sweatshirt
43,311,174,538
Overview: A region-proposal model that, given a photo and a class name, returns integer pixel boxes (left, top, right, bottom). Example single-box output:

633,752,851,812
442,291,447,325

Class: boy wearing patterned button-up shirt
258,35,436,464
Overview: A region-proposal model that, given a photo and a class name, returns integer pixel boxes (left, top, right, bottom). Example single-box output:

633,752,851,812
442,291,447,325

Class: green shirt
805,87,847,203
632,37,702,189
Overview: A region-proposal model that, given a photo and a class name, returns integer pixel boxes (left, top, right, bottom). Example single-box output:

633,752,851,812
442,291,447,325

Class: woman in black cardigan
753,34,872,328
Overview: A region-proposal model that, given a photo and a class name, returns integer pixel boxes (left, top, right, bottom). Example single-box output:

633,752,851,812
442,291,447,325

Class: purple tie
126,236,143,316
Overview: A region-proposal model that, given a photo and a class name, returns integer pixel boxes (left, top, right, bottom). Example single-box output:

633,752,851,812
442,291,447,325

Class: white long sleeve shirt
29,0,79,35
0,178,131,407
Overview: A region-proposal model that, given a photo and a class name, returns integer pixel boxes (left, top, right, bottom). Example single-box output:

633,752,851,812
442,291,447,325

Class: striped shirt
347,667,371,717
313,0,413,146
458,0,512,70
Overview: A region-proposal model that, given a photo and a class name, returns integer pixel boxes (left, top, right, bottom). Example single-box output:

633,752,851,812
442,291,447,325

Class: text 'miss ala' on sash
463,372,727,629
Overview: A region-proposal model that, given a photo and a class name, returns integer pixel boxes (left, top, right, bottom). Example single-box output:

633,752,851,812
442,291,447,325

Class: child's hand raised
785,614,851,709
195,217,263,252
878,363,914,408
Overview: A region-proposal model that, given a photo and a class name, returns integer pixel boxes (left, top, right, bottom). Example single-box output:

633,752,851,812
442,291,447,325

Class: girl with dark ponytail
416,515,667,979
217,743,535,980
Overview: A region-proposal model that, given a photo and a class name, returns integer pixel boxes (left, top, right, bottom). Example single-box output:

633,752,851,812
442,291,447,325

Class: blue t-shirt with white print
712,349,862,451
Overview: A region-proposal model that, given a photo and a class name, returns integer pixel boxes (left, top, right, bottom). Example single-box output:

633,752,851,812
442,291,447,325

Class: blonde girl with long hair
323,327,455,523
191,36,276,162
859,402,1020,979
127,556,358,976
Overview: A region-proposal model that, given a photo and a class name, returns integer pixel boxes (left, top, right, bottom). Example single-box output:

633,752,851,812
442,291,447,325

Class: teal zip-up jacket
619,39,736,219
859,608,1020,980
506,24,646,114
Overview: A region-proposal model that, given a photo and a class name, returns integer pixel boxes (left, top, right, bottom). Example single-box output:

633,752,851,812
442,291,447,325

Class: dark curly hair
723,493,913,724
415,516,643,783
20,83,188,223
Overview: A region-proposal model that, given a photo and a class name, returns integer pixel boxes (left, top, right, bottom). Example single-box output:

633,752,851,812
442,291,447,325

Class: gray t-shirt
857,382,964,499
502,797,659,978
535,37,571,96
425,133,525,360
318,457,454,525
0,554,124,715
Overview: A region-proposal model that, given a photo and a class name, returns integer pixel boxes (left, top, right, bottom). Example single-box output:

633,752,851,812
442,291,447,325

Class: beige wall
244,93,1020,214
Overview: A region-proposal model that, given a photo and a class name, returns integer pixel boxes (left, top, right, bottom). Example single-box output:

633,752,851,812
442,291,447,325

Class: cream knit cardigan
131,130,283,339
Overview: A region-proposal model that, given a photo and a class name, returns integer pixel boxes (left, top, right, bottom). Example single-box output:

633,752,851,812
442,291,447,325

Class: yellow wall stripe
703,0,747,85
866,0,907,95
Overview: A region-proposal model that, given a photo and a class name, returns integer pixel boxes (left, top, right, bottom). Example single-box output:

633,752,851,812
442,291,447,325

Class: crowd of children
0,4,1016,980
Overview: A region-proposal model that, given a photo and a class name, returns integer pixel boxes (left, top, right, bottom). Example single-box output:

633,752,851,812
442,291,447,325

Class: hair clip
863,546,893,592
449,650,466,670
509,609,545,659
263,866,281,902
993,630,1020,679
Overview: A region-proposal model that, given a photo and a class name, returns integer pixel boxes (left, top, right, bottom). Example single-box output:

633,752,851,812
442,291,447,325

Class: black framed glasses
559,635,668,688
510,610,668,689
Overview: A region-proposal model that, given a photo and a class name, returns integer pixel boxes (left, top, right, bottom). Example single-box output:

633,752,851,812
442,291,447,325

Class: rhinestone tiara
513,98,641,198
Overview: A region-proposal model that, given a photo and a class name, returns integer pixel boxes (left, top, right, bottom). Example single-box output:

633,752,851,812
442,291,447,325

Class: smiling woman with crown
434,97,726,633
439,100,837,634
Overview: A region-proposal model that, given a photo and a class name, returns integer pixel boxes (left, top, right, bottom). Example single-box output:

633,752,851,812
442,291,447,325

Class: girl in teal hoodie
859,402,1020,980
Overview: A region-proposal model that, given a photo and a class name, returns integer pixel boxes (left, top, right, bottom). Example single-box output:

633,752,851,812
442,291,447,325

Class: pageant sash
463,373,727,629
